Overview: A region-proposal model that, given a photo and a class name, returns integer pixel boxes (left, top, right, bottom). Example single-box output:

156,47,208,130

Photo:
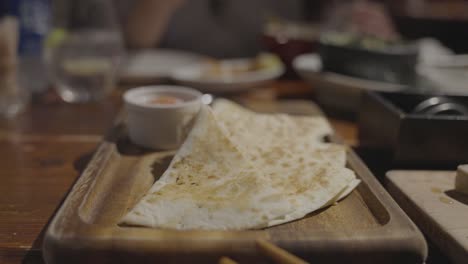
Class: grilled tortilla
212,99,360,204
121,102,358,230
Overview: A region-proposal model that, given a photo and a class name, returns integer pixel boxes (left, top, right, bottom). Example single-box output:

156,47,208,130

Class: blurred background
1,0,468,105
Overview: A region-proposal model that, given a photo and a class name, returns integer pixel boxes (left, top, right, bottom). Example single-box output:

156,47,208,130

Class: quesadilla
212,99,360,204
121,101,359,230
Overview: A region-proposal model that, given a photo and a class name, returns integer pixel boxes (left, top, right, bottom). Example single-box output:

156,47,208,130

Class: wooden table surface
0,81,356,264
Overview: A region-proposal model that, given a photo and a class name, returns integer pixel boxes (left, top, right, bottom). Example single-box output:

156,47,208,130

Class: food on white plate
120,100,359,230
170,53,284,93
201,53,281,80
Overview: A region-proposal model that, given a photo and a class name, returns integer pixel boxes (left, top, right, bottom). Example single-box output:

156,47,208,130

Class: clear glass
47,30,122,102
46,0,124,103
0,16,29,118
0,75,29,118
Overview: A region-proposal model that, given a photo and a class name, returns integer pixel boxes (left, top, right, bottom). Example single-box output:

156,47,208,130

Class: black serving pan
319,42,418,85
358,91,468,166
393,16,468,54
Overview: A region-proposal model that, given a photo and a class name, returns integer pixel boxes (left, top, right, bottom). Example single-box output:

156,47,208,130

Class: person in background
322,0,400,41
117,0,306,58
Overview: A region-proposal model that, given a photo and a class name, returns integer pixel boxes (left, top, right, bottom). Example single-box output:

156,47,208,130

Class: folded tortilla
121,101,358,230
212,99,360,204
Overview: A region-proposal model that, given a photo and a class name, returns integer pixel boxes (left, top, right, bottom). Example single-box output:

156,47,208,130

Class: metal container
319,42,418,85
358,91,468,166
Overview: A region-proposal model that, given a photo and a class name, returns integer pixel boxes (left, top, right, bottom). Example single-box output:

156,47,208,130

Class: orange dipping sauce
148,95,184,105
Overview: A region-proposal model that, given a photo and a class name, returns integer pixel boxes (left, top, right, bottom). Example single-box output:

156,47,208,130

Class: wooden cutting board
386,170,468,264
43,100,427,264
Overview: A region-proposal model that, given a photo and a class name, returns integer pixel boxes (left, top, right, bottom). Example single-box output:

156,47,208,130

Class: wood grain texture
0,81,357,263
256,240,308,264
0,139,98,264
42,100,427,264
386,170,468,264
0,92,121,137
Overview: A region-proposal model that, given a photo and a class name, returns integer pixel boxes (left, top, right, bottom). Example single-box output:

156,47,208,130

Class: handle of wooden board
218,257,239,264
256,239,309,264
218,240,309,264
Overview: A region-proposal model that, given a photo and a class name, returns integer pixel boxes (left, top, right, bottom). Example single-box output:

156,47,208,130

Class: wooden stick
256,239,309,264
218,256,239,264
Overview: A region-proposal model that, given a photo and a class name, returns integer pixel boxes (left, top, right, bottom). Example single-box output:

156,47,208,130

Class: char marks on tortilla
120,101,359,230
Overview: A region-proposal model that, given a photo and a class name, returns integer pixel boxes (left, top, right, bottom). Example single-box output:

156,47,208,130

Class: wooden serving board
43,100,427,264
386,170,468,264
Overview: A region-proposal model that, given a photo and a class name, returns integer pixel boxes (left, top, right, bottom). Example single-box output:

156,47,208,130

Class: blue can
4,0,51,55
4,0,51,93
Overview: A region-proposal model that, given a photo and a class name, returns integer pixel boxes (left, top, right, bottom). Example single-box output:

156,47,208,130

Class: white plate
293,53,406,112
170,57,284,93
120,49,206,82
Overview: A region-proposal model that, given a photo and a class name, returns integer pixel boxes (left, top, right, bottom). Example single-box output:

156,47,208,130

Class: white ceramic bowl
123,85,202,149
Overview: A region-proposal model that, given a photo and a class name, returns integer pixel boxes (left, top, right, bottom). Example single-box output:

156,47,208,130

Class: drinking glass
0,16,29,117
46,0,124,103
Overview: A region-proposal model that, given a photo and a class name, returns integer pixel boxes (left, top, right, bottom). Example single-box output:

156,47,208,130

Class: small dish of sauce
123,85,202,149
148,95,184,105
